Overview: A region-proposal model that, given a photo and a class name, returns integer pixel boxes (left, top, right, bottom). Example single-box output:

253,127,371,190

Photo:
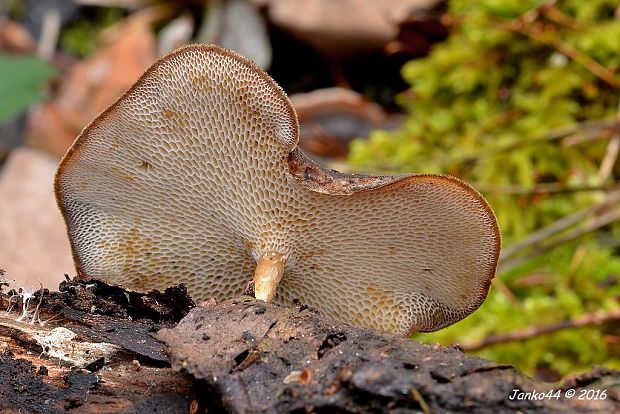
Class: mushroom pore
55,44,501,335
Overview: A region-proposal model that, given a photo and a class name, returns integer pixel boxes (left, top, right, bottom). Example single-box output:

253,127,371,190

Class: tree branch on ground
462,308,620,352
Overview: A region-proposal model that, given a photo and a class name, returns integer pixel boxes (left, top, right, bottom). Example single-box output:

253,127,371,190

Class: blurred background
0,0,619,382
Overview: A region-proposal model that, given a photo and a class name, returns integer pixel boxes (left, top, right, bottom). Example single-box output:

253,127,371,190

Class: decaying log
0,278,195,413
0,279,618,413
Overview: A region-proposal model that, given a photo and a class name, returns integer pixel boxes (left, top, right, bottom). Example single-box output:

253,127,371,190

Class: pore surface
56,45,499,335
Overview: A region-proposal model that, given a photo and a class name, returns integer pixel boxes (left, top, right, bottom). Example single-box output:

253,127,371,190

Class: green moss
60,7,125,57
349,0,620,377
415,244,620,377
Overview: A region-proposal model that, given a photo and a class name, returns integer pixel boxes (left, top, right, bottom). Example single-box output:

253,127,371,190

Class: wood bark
0,279,617,413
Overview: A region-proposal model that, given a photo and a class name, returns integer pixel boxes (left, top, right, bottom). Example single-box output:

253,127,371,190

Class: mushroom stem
253,252,285,302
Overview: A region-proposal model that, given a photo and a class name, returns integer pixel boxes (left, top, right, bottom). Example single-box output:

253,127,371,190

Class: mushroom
55,44,500,335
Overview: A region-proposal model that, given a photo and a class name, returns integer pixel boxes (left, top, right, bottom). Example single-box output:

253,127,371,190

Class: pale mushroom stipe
55,44,501,335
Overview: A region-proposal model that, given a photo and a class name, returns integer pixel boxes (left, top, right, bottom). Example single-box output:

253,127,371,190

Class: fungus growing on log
55,44,500,335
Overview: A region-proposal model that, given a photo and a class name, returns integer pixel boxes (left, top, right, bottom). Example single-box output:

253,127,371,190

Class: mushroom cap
55,44,500,335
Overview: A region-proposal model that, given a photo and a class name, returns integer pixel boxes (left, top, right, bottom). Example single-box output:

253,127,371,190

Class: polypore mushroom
55,44,500,335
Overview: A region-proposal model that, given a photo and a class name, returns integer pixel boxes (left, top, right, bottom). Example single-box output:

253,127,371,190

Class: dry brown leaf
26,13,157,157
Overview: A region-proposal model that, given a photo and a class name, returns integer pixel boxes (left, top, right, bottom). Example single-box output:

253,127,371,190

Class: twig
520,0,555,25
599,136,620,180
562,126,617,146
491,277,519,305
462,308,620,351
348,119,620,173
598,98,620,181
410,388,432,414
567,243,587,275
446,119,620,167
37,8,60,60
474,182,618,195
499,206,620,273
499,189,620,265
74,0,151,9
542,5,580,29
547,38,618,89
498,18,618,88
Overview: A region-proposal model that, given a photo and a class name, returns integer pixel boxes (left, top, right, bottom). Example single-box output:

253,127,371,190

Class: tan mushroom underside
55,44,500,335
